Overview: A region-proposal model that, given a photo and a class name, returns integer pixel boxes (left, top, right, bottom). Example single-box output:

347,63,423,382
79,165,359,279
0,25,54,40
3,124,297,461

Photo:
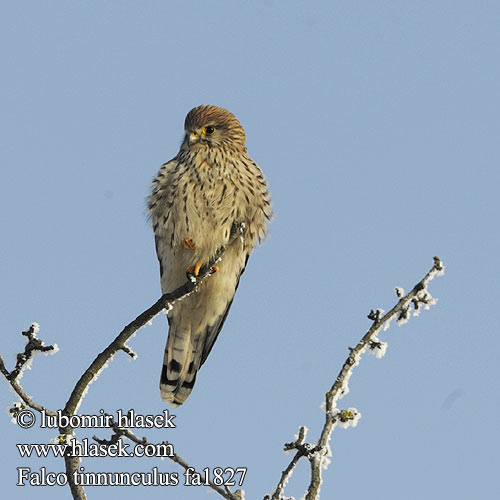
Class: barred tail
160,321,201,407
159,298,236,406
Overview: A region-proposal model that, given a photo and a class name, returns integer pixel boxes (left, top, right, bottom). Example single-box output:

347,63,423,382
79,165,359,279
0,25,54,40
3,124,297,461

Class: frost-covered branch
265,426,314,500
93,417,243,500
267,256,445,500
0,323,58,418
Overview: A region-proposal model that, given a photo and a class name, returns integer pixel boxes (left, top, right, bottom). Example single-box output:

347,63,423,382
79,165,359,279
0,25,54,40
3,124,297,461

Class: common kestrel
148,105,272,406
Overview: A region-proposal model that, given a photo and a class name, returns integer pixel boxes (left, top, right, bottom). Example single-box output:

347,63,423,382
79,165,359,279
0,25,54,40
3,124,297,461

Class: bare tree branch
265,426,309,500
0,323,58,417
267,256,445,500
93,417,242,499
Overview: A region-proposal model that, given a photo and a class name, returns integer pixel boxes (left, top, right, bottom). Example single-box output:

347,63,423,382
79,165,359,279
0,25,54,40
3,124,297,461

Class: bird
148,105,272,406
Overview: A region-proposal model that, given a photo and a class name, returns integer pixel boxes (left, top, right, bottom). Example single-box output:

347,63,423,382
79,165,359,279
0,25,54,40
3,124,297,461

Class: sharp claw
187,263,202,276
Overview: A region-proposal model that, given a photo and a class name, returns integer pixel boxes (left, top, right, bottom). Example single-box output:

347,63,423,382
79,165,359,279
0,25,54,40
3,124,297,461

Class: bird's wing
199,252,249,365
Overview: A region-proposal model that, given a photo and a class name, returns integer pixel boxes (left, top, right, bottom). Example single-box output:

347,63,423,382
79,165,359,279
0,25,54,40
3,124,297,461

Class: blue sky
1,1,499,499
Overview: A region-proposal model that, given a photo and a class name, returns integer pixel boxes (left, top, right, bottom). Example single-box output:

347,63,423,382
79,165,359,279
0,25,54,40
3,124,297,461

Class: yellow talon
187,263,202,276
183,239,196,250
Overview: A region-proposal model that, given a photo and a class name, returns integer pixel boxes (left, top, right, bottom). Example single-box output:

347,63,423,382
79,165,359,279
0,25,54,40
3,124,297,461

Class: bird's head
183,105,246,151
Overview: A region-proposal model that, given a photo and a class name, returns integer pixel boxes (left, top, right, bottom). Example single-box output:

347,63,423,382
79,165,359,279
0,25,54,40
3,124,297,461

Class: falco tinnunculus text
148,105,272,406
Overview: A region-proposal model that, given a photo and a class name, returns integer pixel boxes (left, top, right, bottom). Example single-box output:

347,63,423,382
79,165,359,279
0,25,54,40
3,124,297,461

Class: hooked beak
188,131,200,145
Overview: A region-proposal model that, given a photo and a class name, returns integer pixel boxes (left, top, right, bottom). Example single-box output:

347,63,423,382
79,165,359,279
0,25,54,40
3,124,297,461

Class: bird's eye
203,126,216,135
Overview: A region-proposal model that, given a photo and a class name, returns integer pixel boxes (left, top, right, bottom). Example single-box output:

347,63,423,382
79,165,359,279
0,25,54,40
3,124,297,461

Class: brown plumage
148,105,272,406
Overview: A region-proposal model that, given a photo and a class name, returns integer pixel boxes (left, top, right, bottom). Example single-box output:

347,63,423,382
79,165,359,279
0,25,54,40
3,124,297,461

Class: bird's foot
186,263,202,277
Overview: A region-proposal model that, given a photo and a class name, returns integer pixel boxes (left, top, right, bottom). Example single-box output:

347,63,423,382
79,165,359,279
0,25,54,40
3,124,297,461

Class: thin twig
94,419,241,500
267,256,445,500
0,324,58,417
265,427,308,500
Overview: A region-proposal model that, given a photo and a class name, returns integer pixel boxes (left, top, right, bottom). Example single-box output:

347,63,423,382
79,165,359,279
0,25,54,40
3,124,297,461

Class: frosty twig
94,419,242,500
267,256,445,500
0,323,58,418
